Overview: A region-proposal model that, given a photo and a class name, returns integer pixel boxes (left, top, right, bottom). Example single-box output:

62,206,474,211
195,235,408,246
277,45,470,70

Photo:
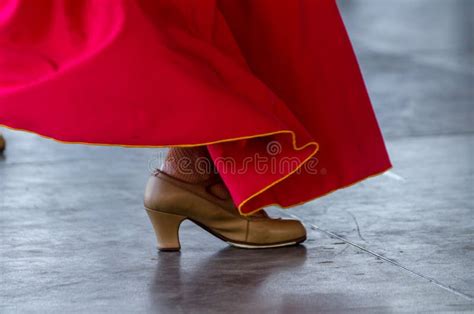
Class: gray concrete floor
1,0,473,313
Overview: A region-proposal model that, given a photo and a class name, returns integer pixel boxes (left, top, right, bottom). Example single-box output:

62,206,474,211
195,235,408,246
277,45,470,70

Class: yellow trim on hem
238,135,319,216
0,123,307,149
0,123,319,216
1,123,390,217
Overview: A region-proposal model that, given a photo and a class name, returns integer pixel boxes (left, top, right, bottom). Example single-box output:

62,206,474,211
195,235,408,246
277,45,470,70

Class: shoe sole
227,238,305,249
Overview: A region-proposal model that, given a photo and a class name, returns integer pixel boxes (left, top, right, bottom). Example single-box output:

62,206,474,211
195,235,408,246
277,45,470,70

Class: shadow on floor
149,246,309,312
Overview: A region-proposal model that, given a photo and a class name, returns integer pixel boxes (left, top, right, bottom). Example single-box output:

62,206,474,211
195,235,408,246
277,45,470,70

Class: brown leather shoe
144,170,306,251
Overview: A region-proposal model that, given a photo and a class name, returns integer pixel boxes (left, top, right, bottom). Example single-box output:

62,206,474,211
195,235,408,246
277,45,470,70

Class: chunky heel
145,208,186,251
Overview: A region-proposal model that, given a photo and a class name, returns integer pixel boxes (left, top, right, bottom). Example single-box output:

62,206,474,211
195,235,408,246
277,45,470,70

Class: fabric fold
0,0,391,214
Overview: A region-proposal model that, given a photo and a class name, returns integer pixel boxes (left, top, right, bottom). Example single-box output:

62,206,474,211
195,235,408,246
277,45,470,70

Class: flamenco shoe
144,170,306,251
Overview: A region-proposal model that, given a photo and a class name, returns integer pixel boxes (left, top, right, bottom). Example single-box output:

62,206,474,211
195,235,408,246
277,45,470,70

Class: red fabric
0,0,391,214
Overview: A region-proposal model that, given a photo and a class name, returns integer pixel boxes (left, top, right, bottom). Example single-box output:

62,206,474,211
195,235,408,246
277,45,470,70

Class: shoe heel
145,208,186,251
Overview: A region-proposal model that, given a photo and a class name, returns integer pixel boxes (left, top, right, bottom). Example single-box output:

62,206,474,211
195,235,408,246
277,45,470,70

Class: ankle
161,147,214,183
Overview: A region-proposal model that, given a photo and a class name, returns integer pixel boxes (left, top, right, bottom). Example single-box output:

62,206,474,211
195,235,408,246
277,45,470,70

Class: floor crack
343,209,367,242
282,211,474,302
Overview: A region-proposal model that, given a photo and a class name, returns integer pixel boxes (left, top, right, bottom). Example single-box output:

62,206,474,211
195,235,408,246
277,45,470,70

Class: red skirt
0,0,391,215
